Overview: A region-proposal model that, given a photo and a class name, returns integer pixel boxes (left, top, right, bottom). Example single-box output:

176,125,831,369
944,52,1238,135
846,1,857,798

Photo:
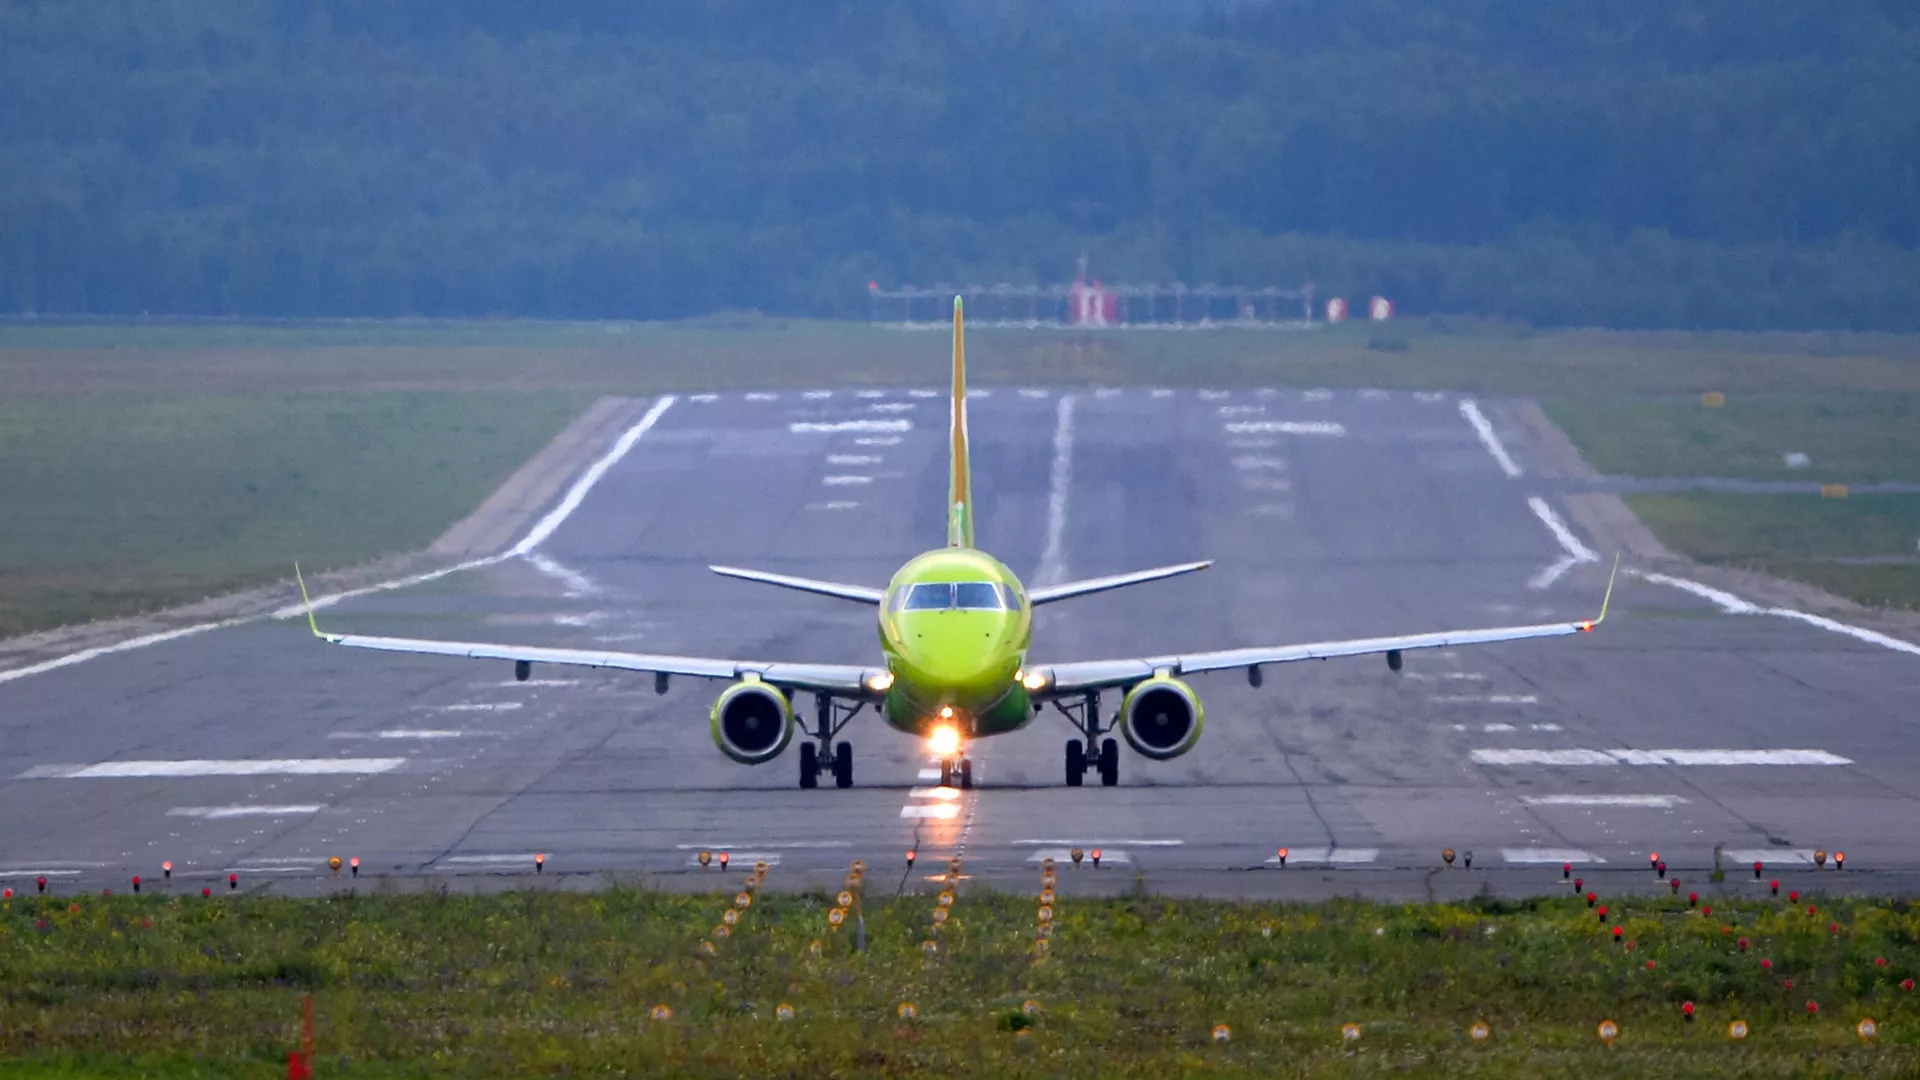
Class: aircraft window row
895,582,1022,611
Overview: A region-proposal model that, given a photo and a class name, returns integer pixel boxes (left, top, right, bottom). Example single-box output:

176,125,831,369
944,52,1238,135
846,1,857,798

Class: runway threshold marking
1521,795,1685,808
19,758,409,778
1264,847,1378,865
1500,848,1603,864
1472,749,1852,766
1723,849,1817,865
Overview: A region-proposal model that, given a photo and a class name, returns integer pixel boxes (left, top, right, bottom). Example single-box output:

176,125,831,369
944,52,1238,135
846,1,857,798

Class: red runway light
1789,890,1799,902
350,857,360,878
1277,847,1289,867
229,874,238,891
1657,860,1667,878
535,853,546,874
1753,860,1763,878
1761,959,1773,970
1771,879,1779,895
132,876,141,893
36,876,46,894
1649,852,1660,866
1682,1001,1695,1020
1598,905,1609,923
1806,1001,1818,1015
1828,922,1839,933
1875,957,1887,967
163,861,172,879
1902,979,1914,991
1670,879,1681,894
1645,960,1656,970
1738,937,1749,951
1586,892,1596,907
1689,892,1698,907
906,849,916,868
201,888,211,898
1703,905,1712,916
1573,877,1583,893
1563,862,1571,879
1612,926,1623,942
718,852,730,870
2,888,10,899
1091,848,1103,868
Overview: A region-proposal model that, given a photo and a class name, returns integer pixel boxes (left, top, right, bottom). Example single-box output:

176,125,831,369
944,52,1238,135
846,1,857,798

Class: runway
4,385,1919,902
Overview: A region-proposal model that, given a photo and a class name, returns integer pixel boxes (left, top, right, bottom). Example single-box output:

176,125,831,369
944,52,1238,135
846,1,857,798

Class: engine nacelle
709,679,794,764
1119,676,1204,760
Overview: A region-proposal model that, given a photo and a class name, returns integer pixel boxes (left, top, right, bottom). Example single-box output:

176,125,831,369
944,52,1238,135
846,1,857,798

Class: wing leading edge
296,566,878,696
1036,557,1618,695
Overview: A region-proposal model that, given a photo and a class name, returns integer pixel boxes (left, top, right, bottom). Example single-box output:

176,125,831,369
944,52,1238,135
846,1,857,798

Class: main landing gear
799,693,864,790
1053,691,1119,788
939,755,974,790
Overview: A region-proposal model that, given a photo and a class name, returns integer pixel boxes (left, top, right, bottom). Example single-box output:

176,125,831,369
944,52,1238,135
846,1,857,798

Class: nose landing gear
937,756,974,790
1054,692,1119,787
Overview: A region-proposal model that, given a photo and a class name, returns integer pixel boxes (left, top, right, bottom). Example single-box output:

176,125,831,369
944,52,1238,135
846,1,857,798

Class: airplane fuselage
878,547,1035,741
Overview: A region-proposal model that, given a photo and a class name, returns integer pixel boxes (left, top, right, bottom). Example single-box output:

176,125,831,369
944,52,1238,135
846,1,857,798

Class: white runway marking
805,501,861,511
1359,388,1389,400
434,702,522,712
673,841,851,850
1231,455,1288,470
1198,390,1229,401
1481,722,1515,732
374,730,467,739
20,758,408,778
438,854,543,866
0,870,83,879
908,389,940,398
827,454,882,465
1527,496,1599,589
916,768,942,781
1223,421,1346,436
1019,388,1050,399
1266,847,1378,865
967,389,992,398
901,804,960,819
1149,389,1174,399
870,402,915,413
790,419,912,433
1094,387,1122,398
744,392,778,402
167,805,326,819
1627,569,1920,656
689,394,719,403
1242,478,1292,493
525,552,599,597
1405,672,1487,682
1034,394,1077,588
1531,723,1563,732
1501,848,1602,864
854,435,903,446
822,475,873,486
1219,405,1264,416
1472,748,1852,767
1011,839,1184,846
1027,848,1131,864
496,679,578,688
1724,849,1816,866
1522,795,1685,808
855,390,884,399
907,787,963,801
1414,391,1448,403
1433,694,1539,704
804,390,834,400
1303,389,1333,401
1458,398,1522,478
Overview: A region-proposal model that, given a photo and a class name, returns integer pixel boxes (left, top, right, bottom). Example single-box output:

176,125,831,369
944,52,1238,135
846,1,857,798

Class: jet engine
709,679,794,764
1119,676,1204,759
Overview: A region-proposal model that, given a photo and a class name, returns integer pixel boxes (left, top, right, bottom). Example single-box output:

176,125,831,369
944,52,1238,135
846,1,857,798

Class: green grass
1626,492,1920,610
1545,394,1920,483
0,391,587,637
1,886,1915,1077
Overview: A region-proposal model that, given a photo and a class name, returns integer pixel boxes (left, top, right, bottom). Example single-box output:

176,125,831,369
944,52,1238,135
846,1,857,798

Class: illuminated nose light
1020,670,1049,692
867,672,895,693
928,724,962,757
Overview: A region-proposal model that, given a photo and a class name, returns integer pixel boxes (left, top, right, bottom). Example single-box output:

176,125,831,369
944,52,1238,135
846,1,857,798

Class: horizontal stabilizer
709,565,885,604
1027,560,1212,605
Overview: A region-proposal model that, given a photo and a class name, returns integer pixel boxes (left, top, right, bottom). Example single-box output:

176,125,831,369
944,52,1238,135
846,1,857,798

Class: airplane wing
1027,561,1212,605
1034,559,1617,695
709,565,885,604
296,568,878,696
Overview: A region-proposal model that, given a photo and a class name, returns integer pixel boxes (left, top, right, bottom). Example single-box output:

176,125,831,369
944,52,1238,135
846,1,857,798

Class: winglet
1580,553,1621,631
294,562,323,638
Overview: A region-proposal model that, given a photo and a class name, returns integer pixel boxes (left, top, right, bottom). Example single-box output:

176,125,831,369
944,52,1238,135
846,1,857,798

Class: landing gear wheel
959,757,974,790
799,742,818,789
940,759,954,789
1065,740,1085,787
833,741,853,789
1098,738,1119,787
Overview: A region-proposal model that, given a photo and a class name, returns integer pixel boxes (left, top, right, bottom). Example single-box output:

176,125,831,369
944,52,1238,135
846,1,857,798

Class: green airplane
300,297,1613,790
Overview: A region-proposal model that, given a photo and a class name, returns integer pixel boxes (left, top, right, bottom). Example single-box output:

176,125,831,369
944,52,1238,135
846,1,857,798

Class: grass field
4,317,1920,637
1,883,1915,1077
1544,394,1920,484
1625,493,1920,611
0,391,587,637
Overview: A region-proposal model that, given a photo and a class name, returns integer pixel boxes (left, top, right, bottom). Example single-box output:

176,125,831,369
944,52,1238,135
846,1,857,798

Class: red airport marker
1586,891,1597,908
163,861,173,881
2,888,10,899
1277,847,1289,868
1656,860,1667,879
1835,851,1846,870
1573,877,1583,893
1670,878,1681,894
132,876,140,893
1091,848,1103,869
1612,926,1623,943
1806,1001,1819,1015
718,852,730,871
1649,852,1660,871
36,876,46,894
1754,860,1763,879
1682,1001,1695,1022
1702,905,1712,916
1789,890,1799,903
1771,879,1779,896
350,857,360,878
1563,862,1571,879
1738,937,1750,952
201,887,211,898
1902,979,1914,992
1689,892,1698,908
229,873,238,892
535,853,546,874
1761,959,1773,971
1598,905,1609,923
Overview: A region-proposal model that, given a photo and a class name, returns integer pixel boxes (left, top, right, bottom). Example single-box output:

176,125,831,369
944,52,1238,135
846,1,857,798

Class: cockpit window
954,582,1003,610
998,583,1023,611
899,582,1008,611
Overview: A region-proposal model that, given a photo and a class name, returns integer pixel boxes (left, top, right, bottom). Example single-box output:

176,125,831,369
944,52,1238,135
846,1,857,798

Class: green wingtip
294,562,321,637
1595,552,1621,626
954,295,963,312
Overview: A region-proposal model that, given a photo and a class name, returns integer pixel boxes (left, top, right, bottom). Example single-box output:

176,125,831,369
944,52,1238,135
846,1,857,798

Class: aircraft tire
959,758,973,789
1065,740,1085,787
1099,738,1119,787
833,741,853,789
799,743,818,789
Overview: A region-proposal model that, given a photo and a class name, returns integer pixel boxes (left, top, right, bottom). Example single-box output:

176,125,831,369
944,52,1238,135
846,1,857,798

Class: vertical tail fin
947,295,974,548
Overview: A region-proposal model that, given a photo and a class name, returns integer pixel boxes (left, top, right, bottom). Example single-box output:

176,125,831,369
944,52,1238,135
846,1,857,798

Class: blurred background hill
4,0,1918,327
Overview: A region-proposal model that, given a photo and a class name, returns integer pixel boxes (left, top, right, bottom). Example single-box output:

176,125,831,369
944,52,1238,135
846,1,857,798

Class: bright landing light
928,724,962,757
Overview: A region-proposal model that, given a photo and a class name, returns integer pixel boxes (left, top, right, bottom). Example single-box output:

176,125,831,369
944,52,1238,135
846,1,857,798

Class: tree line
2,0,1918,329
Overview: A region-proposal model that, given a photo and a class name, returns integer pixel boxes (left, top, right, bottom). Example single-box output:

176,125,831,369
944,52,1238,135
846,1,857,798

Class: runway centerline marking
1223,421,1346,436
827,454,882,465
1458,398,1522,478
431,702,521,712
1034,393,1077,588
1472,748,1852,766
18,758,408,778
1433,694,1539,704
854,436,903,446
901,804,960,819
330,730,469,740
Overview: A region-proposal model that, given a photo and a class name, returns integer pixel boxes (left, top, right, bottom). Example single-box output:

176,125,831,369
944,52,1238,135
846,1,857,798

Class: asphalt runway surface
4,385,1919,902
